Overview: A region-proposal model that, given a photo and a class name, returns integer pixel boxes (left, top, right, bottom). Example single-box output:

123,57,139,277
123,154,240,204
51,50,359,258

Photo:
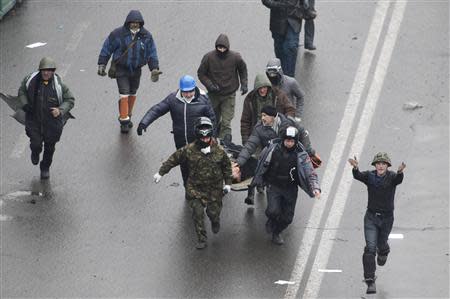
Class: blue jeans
303,0,315,46
364,210,393,254
272,25,300,77
362,210,394,278
302,19,315,47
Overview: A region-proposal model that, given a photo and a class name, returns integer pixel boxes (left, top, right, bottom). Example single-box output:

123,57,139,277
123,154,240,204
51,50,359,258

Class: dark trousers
272,25,300,77
29,141,56,170
362,209,394,279
26,121,60,170
265,184,298,234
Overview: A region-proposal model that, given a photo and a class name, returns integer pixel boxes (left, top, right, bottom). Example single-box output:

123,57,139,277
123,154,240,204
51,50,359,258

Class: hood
124,10,145,27
175,87,207,102
253,73,272,90
266,58,284,76
215,33,230,49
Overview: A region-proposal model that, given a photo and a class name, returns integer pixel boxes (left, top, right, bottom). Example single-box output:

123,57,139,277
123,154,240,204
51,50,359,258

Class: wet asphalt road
0,1,448,298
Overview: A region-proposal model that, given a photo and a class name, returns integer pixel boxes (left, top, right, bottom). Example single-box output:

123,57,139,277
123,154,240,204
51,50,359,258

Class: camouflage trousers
188,198,223,242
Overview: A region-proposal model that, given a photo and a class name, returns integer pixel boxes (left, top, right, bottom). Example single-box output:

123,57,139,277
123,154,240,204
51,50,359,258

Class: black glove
137,123,146,136
209,83,220,93
22,103,32,113
97,64,106,76
241,86,248,95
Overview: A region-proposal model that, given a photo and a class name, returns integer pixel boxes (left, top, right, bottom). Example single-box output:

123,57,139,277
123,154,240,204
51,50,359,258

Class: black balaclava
267,73,282,86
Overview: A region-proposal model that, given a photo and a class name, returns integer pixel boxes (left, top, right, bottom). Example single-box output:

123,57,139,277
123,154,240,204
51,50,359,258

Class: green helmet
38,57,57,70
371,152,391,167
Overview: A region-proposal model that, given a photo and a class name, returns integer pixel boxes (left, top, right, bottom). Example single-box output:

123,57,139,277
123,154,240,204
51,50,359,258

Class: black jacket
352,169,404,212
262,0,303,34
139,87,216,148
252,138,320,197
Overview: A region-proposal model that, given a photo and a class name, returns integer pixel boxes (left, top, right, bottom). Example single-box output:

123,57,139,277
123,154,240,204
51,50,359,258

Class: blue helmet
179,75,196,91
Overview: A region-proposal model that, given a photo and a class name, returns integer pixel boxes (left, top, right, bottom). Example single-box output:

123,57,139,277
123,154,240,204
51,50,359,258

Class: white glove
200,146,211,155
153,173,162,183
223,185,231,194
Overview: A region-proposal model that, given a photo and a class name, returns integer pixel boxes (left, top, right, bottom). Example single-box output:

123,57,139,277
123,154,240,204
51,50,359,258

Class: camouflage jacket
159,141,233,202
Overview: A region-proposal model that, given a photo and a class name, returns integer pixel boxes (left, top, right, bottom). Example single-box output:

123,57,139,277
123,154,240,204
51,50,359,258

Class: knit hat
261,105,277,117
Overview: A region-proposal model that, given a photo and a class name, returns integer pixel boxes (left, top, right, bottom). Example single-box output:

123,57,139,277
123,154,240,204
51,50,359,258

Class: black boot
377,248,389,266
119,119,131,133
256,185,265,194
244,186,255,205
195,240,207,250
211,221,220,234
365,278,376,294
31,151,40,165
272,232,284,245
377,254,388,266
222,134,232,146
40,166,50,180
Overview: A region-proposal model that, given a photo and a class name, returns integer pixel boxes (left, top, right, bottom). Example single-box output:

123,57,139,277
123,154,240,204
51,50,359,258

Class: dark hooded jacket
236,113,313,166
240,74,295,143
262,0,304,34
251,138,320,197
197,34,248,96
266,57,305,117
138,87,216,149
98,10,159,75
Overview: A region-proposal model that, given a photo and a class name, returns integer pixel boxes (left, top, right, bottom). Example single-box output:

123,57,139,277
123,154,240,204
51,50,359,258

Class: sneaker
305,44,316,50
365,279,376,294
31,151,40,165
272,233,284,245
40,168,50,180
195,241,207,250
211,221,220,234
128,121,133,129
377,254,388,266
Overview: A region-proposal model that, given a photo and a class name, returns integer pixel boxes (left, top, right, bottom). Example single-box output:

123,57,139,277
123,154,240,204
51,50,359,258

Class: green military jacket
159,141,233,202
18,72,75,116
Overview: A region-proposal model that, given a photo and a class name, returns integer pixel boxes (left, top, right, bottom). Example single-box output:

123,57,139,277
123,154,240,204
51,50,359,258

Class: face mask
268,74,281,85
200,146,211,155
130,28,140,35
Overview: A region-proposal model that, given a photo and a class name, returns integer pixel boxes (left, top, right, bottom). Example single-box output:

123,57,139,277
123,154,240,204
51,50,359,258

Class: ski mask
267,72,282,86
216,45,228,58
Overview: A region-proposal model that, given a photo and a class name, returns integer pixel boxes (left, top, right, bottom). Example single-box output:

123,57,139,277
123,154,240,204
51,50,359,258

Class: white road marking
389,233,404,239
25,42,46,48
65,21,90,52
318,269,342,273
9,21,90,159
284,2,391,298
303,1,408,298
1,190,42,200
275,280,296,285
